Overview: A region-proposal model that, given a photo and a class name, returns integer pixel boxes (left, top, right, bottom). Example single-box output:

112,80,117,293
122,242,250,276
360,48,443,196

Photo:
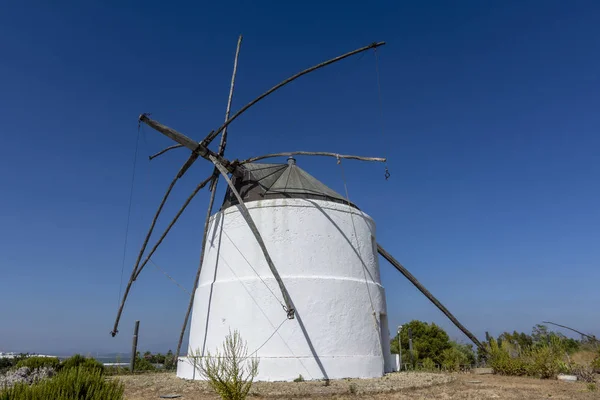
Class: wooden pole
111,174,213,337
542,321,599,343
201,41,386,147
240,151,386,164
377,244,486,353
408,327,414,367
211,156,295,318
130,320,140,373
176,35,244,360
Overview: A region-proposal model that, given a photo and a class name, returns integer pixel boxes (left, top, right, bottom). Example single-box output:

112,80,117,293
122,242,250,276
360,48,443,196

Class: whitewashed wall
177,198,393,381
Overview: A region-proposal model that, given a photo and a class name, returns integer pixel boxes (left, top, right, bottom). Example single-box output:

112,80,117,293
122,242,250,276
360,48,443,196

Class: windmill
111,37,485,381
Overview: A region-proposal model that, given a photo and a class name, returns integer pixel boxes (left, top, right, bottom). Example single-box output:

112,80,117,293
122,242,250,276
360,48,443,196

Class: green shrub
133,354,156,372
61,354,105,375
196,330,259,400
0,366,123,400
15,356,60,371
293,375,304,382
591,351,600,373
420,358,437,372
441,342,475,372
390,320,451,365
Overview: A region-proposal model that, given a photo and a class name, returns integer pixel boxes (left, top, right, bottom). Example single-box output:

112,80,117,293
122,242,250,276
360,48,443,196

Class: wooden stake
377,244,486,353
176,35,244,360
130,320,140,373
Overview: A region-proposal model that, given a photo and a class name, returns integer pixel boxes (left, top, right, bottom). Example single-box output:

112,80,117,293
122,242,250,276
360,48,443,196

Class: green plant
591,351,600,373
0,366,124,400
15,356,60,371
390,320,451,365
348,382,357,395
293,374,304,382
61,354,105,375
587,383,597,392
197,330,259,400
441,342,474,372
420,358,437,372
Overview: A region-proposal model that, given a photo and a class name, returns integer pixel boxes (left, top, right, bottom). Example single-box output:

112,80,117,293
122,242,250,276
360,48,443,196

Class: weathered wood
211,155,295,319
138,114,234,175
176,35,244,360
133,174,214,281
111,173,213,337
241,151,386,164
377,244,486,352
542,321,599,343
202,41,386,147
130,320,140,373
149,144,183,160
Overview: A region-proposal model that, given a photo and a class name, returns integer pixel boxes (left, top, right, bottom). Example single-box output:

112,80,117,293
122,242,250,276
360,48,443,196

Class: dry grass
118,371,599,399
572,350,598,366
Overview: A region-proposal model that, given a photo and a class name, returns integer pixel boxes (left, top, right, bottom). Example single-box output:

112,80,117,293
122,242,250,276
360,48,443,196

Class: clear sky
1,0,599,355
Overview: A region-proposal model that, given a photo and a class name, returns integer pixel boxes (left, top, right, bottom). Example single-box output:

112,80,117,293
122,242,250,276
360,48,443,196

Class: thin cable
149,258,190,295
337,157,381,355
246,318,288,359
221,229,285,308
373,48,390,180
117,126,141,310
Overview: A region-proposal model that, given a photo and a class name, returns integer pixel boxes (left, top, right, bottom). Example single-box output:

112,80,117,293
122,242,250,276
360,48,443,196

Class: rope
149,258,190,295
246,317,288,359
117,126,141,310
373,48,390,180
221,229,286,309
337,157,381,348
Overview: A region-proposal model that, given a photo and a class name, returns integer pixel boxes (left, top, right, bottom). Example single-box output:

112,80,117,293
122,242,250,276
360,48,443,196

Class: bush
195,330,259,400
591,350,600,373
419,358,437,372
441,342,475,372
133,354,156,372
15,357,60,371
61,354,105,375
390,320,451,365
0,366,124,400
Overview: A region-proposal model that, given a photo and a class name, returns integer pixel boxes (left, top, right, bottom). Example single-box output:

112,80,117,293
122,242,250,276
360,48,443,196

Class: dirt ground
118,371,598,399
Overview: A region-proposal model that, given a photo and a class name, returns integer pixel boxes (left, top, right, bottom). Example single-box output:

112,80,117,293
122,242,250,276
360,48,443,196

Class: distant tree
390,320,452,365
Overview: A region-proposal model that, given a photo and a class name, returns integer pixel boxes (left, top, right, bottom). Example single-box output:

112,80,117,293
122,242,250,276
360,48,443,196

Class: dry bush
192,330,259,400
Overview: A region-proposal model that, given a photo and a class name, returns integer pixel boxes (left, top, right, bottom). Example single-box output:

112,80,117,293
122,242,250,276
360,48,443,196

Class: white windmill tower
111,37,486,382
177,157,394,380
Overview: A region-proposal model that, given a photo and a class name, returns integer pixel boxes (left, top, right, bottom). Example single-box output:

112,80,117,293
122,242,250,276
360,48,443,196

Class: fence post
408,327,414,366
130,320,140,373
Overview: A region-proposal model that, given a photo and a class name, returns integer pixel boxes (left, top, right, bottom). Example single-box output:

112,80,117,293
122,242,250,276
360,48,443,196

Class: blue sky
1,0,599,354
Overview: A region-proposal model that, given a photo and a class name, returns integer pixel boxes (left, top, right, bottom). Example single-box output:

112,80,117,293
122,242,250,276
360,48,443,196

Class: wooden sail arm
148,41,387,162
211,155,295,319
542,321,599,342
240,152,386,164
377,244,486,353
201,41,386,147
138,114,236,175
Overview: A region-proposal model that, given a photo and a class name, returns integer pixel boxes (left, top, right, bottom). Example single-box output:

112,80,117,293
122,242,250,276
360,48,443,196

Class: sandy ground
118,371,598,399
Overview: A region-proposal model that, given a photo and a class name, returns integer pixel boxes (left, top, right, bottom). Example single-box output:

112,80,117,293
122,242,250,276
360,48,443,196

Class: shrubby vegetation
194,330,259,400
391,320,599,380
390,320,475,371
0,366,123,400
0,355,123,400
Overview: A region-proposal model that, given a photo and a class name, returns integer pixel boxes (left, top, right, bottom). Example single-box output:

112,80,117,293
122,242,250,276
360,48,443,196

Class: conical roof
221,158,357,210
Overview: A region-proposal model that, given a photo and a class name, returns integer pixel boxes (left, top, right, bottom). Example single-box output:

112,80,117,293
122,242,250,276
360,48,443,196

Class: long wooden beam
138,114,235,176
211,155,295,319
377,244,486,352
147,41,386,163
201,41,386,147
176,35,244,360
